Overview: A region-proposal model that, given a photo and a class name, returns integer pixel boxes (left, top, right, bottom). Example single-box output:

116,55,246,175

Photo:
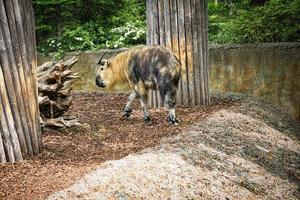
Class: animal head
95,51,132,91
95,53,114,88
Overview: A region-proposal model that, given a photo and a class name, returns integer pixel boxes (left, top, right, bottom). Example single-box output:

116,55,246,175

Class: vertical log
0,129,6,163
146,0,153,46
0,2,30,159
0,66,22,162
3,0,33,157
163,0,172,50
146,0,154,106
204,0,210,105
196,0,206,105
146,0,209,107
157,0,166,107
12,0,39,154
19,0,37,149
0,0,42,163
0,97,6,162
161,0,173,106
191,0,201,105
198,0,209,106
176,0,187,105
152,0,160,107
152,0,160,53
0,103,16,163
27,0,43,151
184,0,194,105
181,0,190,105
170,0,182,105
158,0,166,47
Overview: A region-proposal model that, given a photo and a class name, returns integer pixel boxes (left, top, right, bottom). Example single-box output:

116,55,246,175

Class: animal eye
100,68,104,71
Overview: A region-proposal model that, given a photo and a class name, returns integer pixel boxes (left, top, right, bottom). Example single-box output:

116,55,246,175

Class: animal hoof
144,116,151,123
167,116,179,125
122,107,132,118
122,112,130,118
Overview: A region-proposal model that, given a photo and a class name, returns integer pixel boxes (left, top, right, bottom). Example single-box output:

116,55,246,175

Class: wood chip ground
1,92,299,200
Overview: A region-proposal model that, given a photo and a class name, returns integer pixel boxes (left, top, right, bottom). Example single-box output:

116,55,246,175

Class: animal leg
122,92,137,118
139,94,150,122
165,92,179,125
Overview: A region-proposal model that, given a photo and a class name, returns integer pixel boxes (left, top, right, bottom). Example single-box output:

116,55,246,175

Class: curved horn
97,52,107,65
110,52,118,59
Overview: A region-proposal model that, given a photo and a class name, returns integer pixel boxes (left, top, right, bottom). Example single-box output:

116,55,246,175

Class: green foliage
209,0,300,44
105,21,146,48
40,23,105,53
34,0,299,54
34,0,145,55
39,20,146,54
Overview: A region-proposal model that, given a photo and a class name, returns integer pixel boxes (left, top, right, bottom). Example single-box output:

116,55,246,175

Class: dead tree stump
38,57,81,128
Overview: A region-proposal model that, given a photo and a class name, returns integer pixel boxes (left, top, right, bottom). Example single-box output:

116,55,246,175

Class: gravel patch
48,95,300,200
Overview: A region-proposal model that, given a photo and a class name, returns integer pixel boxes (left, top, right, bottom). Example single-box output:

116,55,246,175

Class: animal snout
95,76,106,88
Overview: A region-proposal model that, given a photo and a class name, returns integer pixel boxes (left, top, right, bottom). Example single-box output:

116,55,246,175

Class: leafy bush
38,21,146,56
38,23,105,53
209,0,300,44
35,0,299,55
35,0,146,55
105,21,146,48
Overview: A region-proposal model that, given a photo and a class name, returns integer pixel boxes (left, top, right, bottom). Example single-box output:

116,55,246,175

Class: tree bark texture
146,0,210,107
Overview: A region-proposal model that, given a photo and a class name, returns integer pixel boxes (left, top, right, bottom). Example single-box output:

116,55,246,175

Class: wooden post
0,0,42,163
146,0,210,107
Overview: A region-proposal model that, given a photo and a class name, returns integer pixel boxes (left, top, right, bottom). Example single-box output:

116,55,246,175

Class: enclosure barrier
0,0,42,163
147,0,209,107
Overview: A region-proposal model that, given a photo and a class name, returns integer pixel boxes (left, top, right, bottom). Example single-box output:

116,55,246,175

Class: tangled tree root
37,57,81,128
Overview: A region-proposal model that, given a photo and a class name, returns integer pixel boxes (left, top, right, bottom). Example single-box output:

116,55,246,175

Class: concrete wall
209,43,300,120
37,43,300,119
37,48,127,91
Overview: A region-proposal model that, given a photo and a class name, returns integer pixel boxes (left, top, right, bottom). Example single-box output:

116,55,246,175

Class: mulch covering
0,92,234,200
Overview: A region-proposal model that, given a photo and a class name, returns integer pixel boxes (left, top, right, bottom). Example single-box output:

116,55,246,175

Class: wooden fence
146,0,209,107
0,0,42,163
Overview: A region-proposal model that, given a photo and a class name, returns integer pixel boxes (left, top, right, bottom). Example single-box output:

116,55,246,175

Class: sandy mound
48,95,300,200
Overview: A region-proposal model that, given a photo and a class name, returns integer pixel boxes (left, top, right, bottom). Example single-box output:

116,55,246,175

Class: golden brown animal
96,45,181,125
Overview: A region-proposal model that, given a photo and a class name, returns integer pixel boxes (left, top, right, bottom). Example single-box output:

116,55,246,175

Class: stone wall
38,43,300,119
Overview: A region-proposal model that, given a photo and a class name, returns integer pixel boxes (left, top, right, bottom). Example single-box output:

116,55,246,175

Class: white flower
105,41,110,48
119,36,125,41
75,37,83,41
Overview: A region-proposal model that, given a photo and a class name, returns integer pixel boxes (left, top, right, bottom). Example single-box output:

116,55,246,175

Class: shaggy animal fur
96,45,181,125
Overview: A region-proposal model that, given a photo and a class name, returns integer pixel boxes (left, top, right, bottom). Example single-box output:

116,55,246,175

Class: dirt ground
0,92,234,200
48,93,300,200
